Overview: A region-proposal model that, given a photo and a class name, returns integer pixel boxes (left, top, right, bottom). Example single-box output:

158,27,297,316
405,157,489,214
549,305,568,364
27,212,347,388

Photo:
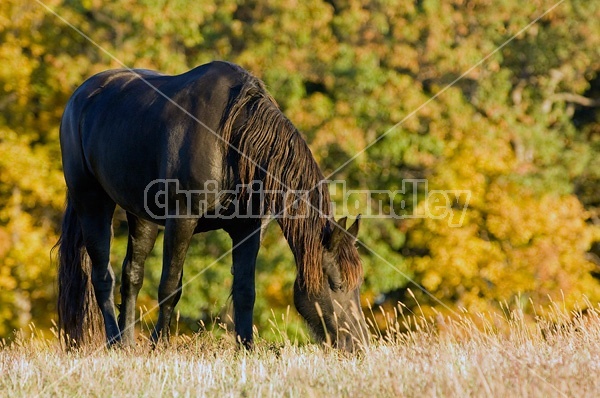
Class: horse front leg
151,218,196,344
228,221,262,349
118,213,158,346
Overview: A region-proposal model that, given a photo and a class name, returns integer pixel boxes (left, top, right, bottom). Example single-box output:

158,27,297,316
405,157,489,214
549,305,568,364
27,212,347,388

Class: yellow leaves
288,93,334,133
0,0,596,339
0,129,64,210
264,279,287,309
2,212,57,283
387,43,420,74
421,270,442,292
408,172,600,318
485,183,591,249
0,267,17,291
312,117,366,158
0,199,58,334
406,96,598,314
0,42,37,108
0,227,9,258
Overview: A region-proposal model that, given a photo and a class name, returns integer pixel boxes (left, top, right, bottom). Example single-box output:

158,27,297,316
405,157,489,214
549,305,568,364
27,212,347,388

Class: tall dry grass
2,300,600,397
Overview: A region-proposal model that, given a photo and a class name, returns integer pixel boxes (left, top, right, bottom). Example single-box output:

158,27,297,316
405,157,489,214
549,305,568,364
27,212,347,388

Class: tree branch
550,92,600,107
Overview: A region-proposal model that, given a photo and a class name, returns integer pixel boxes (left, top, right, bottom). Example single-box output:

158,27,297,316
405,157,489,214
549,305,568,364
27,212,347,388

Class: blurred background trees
0,0,598,338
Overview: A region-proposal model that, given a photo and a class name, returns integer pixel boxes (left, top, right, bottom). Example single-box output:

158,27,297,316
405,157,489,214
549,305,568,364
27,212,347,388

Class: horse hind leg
118,213,158,346
75,189,120,345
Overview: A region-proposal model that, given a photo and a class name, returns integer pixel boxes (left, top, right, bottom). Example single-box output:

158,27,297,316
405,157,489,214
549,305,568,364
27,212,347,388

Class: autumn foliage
0,0,599,337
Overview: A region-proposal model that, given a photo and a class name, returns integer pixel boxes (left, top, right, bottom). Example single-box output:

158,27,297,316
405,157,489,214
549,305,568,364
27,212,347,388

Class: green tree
1,0,599,338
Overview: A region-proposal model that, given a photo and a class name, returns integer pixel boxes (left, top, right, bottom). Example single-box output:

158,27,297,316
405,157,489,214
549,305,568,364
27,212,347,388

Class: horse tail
56,194,104,348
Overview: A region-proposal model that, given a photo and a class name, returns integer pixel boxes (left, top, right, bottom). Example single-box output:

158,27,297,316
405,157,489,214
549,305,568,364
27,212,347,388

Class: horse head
293,216,369,352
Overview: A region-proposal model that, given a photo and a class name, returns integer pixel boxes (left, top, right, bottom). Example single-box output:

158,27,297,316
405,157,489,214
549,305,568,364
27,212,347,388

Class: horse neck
273,181,331,291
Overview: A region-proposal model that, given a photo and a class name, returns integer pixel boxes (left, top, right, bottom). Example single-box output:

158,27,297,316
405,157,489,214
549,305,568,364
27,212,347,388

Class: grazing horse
57,61,368,351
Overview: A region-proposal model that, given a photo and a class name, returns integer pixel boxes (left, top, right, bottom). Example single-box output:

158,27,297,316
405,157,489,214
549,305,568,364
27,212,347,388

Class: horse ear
325,217,347,250
347,214,361,240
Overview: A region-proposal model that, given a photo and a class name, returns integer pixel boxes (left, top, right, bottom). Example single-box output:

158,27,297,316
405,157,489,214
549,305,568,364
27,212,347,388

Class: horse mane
220,68,362,294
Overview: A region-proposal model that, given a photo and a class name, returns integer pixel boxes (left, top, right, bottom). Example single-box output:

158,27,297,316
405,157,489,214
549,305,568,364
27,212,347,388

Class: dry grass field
2,302,600,397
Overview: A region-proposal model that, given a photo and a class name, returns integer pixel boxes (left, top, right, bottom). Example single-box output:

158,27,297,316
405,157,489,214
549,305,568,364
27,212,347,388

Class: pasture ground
1,303,600,397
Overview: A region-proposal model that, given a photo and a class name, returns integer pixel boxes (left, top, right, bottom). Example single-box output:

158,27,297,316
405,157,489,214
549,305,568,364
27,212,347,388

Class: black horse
57,61,368,351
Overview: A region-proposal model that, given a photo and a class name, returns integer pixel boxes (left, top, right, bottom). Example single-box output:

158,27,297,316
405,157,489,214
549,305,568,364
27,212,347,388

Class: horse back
60,61,248,222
